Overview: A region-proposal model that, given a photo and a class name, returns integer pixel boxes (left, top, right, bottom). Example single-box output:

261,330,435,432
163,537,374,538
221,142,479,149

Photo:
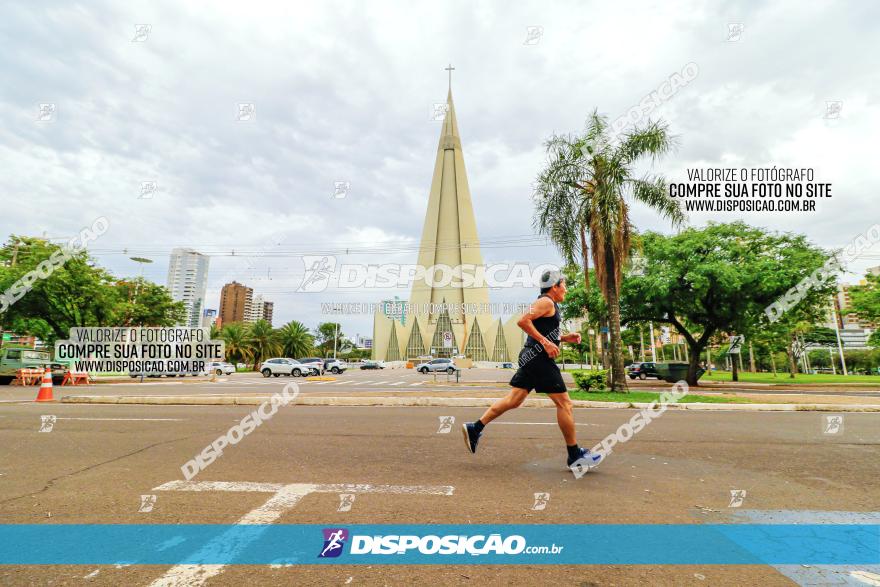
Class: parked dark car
360,360,385,370
627,362,660,380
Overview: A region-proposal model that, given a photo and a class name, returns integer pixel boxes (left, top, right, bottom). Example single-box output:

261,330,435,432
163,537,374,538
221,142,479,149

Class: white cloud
1,0,877,335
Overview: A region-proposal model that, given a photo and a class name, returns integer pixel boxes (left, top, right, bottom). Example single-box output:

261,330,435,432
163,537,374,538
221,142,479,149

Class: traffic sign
728,335,745,354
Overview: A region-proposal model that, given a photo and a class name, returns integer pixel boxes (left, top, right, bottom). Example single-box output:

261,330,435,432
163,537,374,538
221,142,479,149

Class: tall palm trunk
580,224,592,346
604,249,627,391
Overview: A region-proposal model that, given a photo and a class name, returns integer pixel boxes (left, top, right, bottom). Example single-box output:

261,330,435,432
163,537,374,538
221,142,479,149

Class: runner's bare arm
516,298,560,356
560,332,582,344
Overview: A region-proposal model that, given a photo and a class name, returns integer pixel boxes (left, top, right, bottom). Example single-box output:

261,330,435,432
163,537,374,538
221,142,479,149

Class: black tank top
524,294,561,349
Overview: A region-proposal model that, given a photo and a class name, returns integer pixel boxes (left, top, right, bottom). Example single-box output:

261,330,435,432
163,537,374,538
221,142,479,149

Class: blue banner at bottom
0,524,877,565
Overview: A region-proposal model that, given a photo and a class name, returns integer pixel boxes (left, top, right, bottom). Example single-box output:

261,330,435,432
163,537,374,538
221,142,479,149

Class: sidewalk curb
58,395,880,412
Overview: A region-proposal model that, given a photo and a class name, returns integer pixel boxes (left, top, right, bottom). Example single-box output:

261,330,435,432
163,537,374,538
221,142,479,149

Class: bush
572,369,609,392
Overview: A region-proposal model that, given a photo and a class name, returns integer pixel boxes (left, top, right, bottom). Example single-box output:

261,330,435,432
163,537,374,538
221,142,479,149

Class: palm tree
247,319,281,371
278,320,314,359
219,322,252,366
534,111,685,390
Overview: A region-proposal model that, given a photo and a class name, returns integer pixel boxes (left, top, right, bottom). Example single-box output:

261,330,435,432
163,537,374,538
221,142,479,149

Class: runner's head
539,269,567,302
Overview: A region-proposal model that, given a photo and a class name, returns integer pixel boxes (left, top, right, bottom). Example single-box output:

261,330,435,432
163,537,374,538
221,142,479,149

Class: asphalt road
1,397,878,586
5,368,880,403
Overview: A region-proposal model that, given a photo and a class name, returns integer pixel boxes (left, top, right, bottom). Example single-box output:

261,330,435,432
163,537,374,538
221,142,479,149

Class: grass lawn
568,390,752,403
701,370,880,385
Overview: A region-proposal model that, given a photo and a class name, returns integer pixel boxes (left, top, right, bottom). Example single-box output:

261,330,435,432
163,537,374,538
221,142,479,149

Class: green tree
343,348,371,360
278,320,314,358
114,278,186,326
314,322,349,357
804,326,838,346
0,237,181,342
620,222,835,385
847,273,880,323
559,263,610,367
534,111,685,390
247,319,281,371
219,322,252,365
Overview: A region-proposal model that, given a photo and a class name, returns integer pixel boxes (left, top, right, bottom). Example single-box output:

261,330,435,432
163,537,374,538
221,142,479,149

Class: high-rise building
219,283,273,325
246,293,265,323
219,281,252,324
166,248,210,328
262,301,274,326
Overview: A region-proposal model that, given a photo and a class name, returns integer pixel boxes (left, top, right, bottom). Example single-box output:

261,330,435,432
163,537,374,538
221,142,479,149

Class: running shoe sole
462,423,475,454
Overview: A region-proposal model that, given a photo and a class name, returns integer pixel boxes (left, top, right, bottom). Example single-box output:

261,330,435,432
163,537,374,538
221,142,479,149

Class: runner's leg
478,387,529,425
547,391,576,445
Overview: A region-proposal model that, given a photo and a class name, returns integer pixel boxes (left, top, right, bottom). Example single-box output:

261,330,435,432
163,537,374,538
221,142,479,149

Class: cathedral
371,83,524,363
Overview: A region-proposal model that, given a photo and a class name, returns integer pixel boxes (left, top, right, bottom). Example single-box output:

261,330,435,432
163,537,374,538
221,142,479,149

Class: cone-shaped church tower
373,78,522,363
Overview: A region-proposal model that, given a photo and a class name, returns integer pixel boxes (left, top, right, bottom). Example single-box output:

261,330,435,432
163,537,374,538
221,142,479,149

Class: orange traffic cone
35,368,55,402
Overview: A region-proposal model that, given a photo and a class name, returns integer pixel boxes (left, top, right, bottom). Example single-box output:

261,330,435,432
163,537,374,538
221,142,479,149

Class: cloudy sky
2,0,878,339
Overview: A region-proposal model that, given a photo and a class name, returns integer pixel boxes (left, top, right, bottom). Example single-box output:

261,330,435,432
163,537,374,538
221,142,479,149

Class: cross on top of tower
445,63,455,91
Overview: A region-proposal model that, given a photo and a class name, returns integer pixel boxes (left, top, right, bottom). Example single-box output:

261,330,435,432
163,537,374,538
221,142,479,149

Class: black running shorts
509,346,567,394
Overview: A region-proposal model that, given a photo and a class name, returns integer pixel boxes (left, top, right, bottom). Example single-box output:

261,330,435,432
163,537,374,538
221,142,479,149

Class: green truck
0,348,66,385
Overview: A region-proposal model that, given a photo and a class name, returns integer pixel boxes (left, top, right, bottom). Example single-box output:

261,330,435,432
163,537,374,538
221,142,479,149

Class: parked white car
416,358,459,374
205,361,235,376
260,358,319,378
324,358,347,374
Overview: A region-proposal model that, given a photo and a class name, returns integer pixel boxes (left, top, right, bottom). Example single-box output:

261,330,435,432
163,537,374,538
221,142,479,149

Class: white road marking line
332,381,349,385
154,480,283,492
409,382,425,386
351,381,372,386
148,484,316,587
84,569,100,579
150,480,454,586
57,417,186,421
494,422,598,427
850,571,880,586
389,381,406,386
153,480,455,495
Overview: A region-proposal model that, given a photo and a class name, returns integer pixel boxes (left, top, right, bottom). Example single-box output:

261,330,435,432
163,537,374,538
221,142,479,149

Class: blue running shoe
567,447,603,469
462,422,482,454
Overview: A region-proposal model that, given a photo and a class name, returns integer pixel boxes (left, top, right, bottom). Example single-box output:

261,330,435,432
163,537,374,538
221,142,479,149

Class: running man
462,270,602,470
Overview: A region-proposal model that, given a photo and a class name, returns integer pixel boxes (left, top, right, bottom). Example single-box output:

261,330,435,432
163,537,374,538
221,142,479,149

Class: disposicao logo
318,528,349,558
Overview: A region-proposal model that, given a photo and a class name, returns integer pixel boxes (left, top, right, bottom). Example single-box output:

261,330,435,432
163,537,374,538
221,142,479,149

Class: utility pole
649,321,657,362
333,321,339,359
